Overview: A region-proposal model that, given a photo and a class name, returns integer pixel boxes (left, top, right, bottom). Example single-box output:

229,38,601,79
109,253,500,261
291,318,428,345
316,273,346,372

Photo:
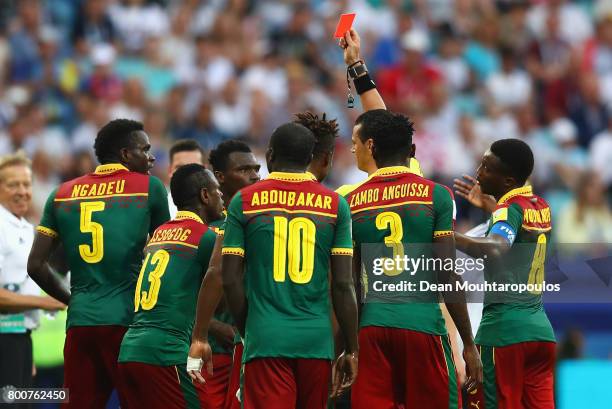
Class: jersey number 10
272,216,316,284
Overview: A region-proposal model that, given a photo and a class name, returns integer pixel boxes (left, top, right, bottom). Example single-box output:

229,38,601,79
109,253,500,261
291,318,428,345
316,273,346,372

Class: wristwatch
347,62,368,79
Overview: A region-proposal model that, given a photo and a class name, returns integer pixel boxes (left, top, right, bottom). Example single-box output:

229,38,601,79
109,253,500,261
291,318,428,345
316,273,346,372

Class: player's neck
270,165,307,174
495,185,522,202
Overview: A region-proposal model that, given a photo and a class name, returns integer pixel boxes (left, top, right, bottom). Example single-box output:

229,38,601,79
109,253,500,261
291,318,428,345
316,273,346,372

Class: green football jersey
342,166,455,335
118,211,218,366
207,214,236,354
476,186,556,347
37,164,170,329
222,172,353,363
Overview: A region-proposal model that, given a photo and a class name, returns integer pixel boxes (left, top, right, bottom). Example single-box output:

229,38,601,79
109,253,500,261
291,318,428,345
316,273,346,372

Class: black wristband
353,72,376,95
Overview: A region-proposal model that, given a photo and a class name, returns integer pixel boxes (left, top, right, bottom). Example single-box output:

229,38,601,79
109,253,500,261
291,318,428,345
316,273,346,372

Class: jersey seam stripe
36,225,58,238
351,200,433,214
433,230,453,237
146,240,198,249
54,193,149,202
243,208,337,218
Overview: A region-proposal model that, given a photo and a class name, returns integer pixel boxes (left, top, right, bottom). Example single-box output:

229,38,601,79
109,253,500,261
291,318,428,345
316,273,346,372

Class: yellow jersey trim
54,192,148,202
497,186,533,204
243,207,337,218
352,200,433,214
147,240,198,249
94,163,129,175
36,225,58,238
331,248,354,256
176,211,204,224
338,165,423,197
521,224,552,232
222,247,245,257
433,230,453,238
267,172,317,183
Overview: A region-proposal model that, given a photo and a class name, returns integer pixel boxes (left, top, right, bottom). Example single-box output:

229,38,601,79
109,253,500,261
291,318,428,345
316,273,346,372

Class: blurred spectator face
545,12,561,39
9,118,29,147
0,164,32,218
168,150,203,177
144,109,167,136
195,101,213,127
19,0,41,30
221,78,239,104
580,173,605,207
515,104,537,133
290,5,311,33
439,36,464,59
75,151,96,176
597,17,612,45
580,73,601,104
123,78,145,106
86,0,108,21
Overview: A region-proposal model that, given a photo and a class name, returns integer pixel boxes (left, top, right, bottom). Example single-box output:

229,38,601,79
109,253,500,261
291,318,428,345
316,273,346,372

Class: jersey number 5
273,216,316,284
134,249,170,311
79,201,105,263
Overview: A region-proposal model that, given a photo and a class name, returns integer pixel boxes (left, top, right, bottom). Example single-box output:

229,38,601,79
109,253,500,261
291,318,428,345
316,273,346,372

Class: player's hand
462,343,483,393
330,351,358,398
339,28,362,66
38,295,66,311
453,175,496,213
187,339,213,384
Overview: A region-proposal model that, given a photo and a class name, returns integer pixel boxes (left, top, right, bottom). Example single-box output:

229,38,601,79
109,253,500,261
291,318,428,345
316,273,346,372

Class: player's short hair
169,139,205,164
294,112,339,159
269,123,315,168
170,164,216,208
355,109,415,165
490,138,534,185
94,119,144,164
208,140,252,172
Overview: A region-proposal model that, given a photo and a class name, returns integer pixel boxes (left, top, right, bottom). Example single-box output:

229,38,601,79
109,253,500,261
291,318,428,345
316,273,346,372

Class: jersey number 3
273,216,316,284
79,201,105,263
134,250,170,311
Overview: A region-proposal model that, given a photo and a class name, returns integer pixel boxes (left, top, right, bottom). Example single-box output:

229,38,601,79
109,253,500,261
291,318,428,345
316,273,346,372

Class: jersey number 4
79,201,105,263
134,250,170,311
273,216,316,284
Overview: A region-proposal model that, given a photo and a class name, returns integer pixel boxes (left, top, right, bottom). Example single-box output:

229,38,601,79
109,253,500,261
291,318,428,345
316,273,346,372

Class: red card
334,13,356,38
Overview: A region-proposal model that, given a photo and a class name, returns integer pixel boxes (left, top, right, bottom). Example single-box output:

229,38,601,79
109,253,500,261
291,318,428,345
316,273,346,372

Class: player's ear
199,187,209,206
214,170,224,184
119,147,131,165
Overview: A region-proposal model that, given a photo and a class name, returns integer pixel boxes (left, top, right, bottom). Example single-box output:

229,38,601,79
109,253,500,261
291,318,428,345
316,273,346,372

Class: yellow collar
175,211,204,224
267,172,317,183
497,185,533,204
94,163,129,175
371,166,420,178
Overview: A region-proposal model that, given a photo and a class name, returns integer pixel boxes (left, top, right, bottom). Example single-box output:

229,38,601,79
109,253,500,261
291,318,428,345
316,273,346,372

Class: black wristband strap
353,72,376,95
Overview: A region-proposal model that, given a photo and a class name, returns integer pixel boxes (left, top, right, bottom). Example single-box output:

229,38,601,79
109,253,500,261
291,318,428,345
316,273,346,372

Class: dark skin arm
188,235,225,383
434,235,483,391
330,254,359,398
221,254,247,337
455,232,512,260
27,233,70,305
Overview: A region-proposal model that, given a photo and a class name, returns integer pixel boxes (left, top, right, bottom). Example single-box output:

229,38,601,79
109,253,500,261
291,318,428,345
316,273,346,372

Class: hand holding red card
334,13,356,38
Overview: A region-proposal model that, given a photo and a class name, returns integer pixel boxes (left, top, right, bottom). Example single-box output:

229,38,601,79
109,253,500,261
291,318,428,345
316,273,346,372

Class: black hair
294,111,339,159
490,138,534,185
355,109,415,166
269,122,315,168
94,119,144,164
170,164,216,208
169,139,205,164
208,139,252,172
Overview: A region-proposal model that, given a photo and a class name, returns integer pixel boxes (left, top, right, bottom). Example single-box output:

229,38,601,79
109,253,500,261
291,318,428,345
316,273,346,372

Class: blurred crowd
0,0,611,238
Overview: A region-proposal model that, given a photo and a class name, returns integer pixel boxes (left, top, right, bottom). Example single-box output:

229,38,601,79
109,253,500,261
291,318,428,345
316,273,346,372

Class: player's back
119,211,217,366
343,166,455,336
38,164,169,329
222,172,352,362
477,186,555,346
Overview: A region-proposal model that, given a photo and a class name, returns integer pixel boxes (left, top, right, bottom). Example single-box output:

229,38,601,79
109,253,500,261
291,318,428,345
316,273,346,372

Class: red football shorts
197,353,233,409
351,326,459,409
62,325,127,409
242,357,332,409
224,343,244,409
117,362,200,409
466,342,556,409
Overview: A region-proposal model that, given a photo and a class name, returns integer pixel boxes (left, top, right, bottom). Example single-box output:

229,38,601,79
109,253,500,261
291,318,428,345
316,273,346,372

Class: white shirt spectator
590,129,612,186
486,69,532,109
527,2,593,46
109,3,169,52
167,192,177,219
0,204,38,331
